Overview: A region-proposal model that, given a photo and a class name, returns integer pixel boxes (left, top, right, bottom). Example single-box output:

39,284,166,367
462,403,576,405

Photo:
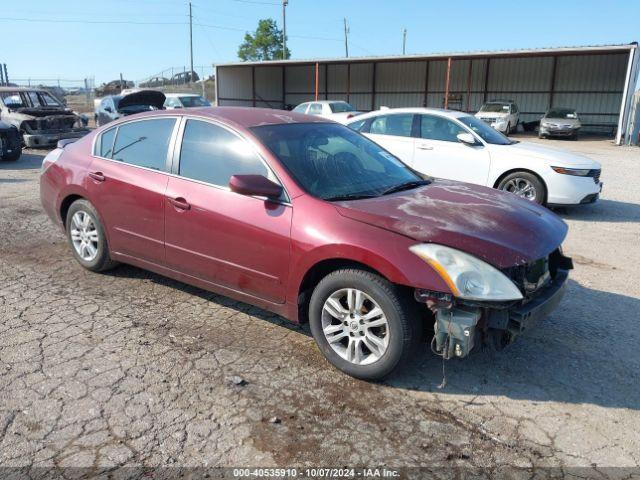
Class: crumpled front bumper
23,128,90,148
425,255,572,359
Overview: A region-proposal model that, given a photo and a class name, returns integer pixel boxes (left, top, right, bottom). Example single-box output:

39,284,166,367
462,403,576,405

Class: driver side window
420,115,466,143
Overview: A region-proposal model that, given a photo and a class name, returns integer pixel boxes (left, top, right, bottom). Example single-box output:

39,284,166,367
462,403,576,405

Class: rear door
361,113,416,166
87,117,178,265
413,114,490,184
164,118,292,303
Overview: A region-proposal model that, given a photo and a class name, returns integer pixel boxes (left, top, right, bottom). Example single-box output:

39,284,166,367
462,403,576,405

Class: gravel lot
1,136,639,475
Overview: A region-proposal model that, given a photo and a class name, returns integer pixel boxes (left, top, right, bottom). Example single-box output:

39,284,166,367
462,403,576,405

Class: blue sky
2,0,638,85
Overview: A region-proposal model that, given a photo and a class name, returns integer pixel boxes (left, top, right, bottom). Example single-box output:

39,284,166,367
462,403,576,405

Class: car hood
542,117,581,126
489,141,599,167
118,90,166,110
475,111,509,119
334,180,568,268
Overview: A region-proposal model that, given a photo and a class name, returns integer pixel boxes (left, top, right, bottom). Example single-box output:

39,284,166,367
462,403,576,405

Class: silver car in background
539,108,582,140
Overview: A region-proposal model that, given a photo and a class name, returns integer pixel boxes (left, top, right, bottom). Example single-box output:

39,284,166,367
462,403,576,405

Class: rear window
111,118,176,171
179,96,210,107
329,102,355,113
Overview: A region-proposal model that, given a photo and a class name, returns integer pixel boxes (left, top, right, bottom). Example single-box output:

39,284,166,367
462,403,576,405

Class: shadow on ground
104,263,640,411
554,199,640,223
0,152,46,171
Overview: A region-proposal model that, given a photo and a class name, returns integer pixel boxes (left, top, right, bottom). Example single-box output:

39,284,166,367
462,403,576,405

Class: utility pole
282,0,288,59
402,28,407,55
343,18,349,58
189,2,194,83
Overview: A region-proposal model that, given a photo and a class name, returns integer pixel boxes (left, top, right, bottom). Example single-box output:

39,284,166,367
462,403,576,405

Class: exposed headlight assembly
409,244,523,301
551,166,591,176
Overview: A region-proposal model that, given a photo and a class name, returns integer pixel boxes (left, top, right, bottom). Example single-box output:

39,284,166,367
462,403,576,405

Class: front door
164,118,292,303
87,117,177,265
413,114,491,185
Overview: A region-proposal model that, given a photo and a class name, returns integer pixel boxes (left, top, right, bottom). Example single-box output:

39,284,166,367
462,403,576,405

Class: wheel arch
296,258,398,324
492,168,548,203
60,194,85,228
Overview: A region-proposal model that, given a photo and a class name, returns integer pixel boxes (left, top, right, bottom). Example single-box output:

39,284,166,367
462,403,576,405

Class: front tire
498,171,546,205
309,269,423,381
65,199,117,272
1,147,22,162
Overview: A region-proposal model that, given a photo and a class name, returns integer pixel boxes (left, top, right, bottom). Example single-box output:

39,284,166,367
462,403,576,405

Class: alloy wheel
502,177,537,201
70,211,99,262
321,288,389,365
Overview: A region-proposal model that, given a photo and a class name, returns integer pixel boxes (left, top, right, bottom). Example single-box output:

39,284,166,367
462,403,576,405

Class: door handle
88,171,105,182
168,197,191,211
417,143,434,150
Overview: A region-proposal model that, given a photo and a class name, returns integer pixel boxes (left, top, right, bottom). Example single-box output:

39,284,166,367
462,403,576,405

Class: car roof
112,106,329,129
164,93,202,98
346,107,471,121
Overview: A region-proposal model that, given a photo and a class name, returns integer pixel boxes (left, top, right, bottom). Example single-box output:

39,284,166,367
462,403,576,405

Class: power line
0,16,186,25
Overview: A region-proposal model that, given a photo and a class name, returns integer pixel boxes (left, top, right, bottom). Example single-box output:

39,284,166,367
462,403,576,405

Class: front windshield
329,102,355,113
480,103,509,113
458,116,514,145
251,122,424,201
546,108,577,119
179,96,210,107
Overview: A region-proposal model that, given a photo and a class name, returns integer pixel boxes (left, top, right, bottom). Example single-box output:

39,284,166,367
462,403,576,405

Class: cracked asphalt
1,137,639,476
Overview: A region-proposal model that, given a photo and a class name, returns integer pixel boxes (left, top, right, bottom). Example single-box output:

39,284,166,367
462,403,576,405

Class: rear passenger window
111,118,176,171
370,114,414,137
308,103,323,115
98,127,116,157
179,119,268,187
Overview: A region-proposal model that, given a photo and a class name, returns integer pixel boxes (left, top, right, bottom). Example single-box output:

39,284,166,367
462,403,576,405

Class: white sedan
346,108,602,206
293,100,361,123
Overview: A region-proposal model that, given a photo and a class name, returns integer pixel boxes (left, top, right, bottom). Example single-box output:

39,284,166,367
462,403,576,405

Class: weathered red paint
40,107,568,324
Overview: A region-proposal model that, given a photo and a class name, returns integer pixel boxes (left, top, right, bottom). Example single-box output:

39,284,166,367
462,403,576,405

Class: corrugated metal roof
216,43,637,68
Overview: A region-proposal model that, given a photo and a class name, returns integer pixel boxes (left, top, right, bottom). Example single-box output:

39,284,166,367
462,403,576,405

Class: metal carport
215,43,639,144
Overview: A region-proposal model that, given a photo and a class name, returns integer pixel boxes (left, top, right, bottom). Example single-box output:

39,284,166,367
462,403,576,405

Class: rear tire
497,171,546,205
65,199,117,272
309,269,424,381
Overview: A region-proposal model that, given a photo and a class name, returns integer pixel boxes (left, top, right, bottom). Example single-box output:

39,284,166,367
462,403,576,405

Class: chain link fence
5,65,216,117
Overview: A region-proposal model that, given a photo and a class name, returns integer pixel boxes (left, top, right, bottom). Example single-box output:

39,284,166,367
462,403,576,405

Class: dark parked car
140,76,169,88
171,71,199,85
95,90,166,126
95,80,134,97
40,107,572,380
0,121,22,161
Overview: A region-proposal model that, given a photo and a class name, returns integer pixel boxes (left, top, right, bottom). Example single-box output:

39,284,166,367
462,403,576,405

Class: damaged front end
19,110,90,148
416,248,573,359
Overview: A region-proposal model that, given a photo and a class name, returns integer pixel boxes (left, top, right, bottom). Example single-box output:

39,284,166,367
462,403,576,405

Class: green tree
238,18,291,61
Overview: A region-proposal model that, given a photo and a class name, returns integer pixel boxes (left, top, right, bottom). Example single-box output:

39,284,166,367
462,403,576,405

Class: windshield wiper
379,180,430,196
324,193,378,202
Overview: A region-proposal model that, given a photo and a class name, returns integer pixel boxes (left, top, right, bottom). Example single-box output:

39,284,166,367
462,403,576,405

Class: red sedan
40,107,572,380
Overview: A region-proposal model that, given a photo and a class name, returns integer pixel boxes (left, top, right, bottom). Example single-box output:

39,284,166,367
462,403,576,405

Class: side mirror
229,174,283,200
457,132,477,146
104,106,113,113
